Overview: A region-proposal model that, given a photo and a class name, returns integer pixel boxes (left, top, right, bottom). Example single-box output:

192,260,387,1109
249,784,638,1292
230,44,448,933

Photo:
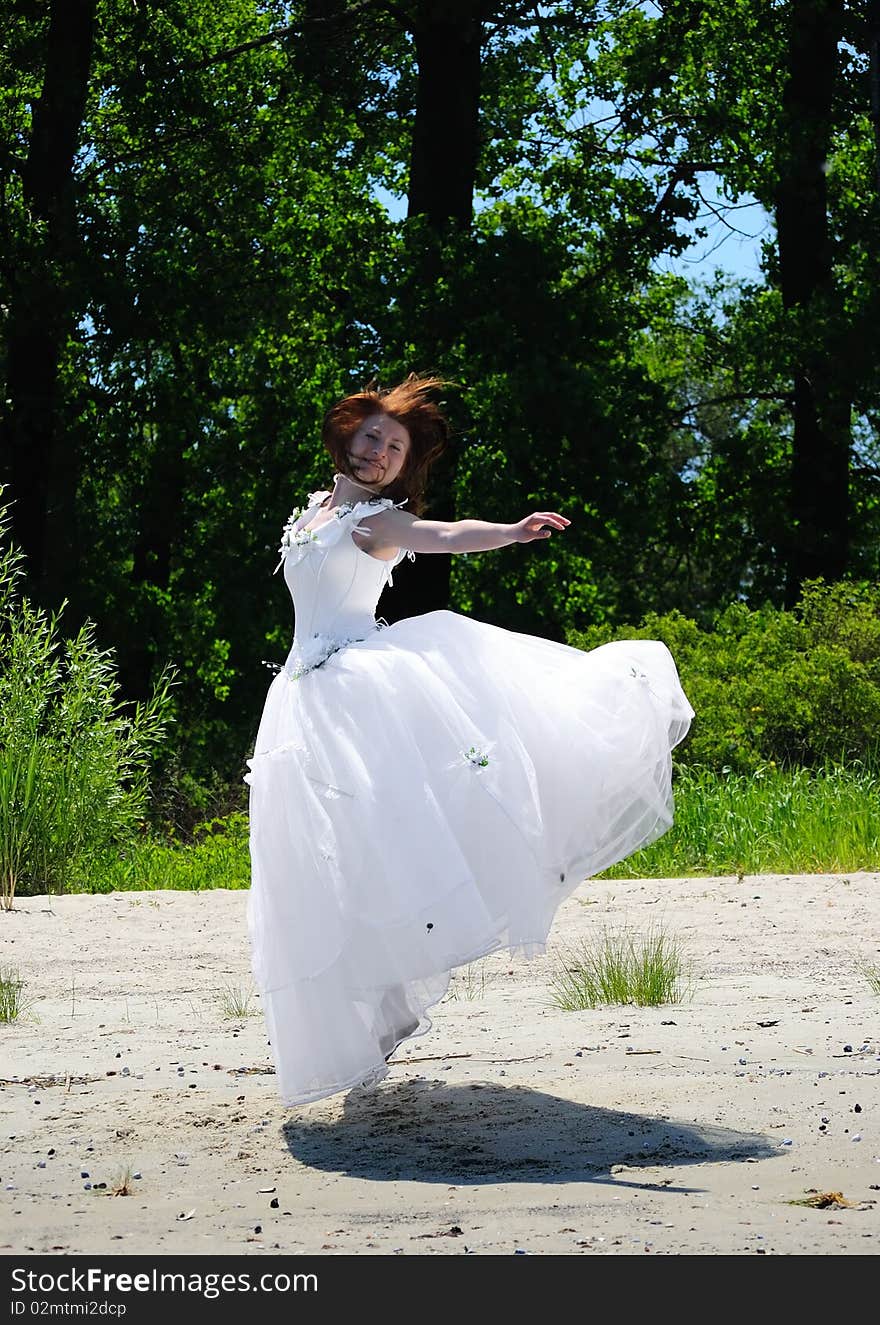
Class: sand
1,873,878,1257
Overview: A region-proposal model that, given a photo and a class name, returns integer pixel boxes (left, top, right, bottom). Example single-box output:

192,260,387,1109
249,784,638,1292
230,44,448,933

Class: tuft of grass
109,1165,134,1197
548,923,687,1010
0,966,29,1023
600,763,880,878
446,960,496,1002
217,982,258,1019
863,963,880,997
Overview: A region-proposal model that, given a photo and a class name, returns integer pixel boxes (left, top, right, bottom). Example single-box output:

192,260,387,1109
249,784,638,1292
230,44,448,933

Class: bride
246,373,693,1106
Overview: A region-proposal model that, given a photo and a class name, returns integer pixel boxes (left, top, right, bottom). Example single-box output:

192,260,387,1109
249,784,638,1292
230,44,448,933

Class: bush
0,497,174,905
95,813,250,892
567,580,880,772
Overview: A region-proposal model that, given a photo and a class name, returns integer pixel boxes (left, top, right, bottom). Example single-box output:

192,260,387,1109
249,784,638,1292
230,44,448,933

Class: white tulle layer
245,609,693,1106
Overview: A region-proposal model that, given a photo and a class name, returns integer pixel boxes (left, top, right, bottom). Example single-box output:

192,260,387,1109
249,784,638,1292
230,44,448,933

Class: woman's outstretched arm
357,507,570,556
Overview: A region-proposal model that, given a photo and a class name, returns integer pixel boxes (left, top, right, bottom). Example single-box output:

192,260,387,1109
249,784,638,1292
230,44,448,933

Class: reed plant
0,495,174,906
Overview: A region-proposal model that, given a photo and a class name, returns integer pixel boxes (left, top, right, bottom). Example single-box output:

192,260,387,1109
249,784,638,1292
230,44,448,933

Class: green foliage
600,763,880,878
568,580,880,772
146,760,248,840
94,813,250,893
30,757,880,894
0,500,174,903
2,1,880,806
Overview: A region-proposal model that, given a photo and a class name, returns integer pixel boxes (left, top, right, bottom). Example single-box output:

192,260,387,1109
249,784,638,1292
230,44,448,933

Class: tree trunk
870,0,880,196
386,2,483,622
776,0,850,600
119,347,193,702
0,0,96,595
407,2,483,227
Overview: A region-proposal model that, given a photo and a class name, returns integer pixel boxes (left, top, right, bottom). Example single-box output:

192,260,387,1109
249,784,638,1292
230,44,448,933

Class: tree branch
669,392,795,424
187,0,410,73
575,160,724,292
649,160,724,220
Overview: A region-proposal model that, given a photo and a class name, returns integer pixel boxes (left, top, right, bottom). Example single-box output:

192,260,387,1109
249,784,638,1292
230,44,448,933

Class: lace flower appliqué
274,501,361,573
285,633,355,679
284,623,388,680
464,745,491,768
275,507,312,571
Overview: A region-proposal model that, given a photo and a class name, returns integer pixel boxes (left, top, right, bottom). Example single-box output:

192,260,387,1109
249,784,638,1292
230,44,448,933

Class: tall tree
777,0,850,597
0,0,97,595
407,1,483,226
380,0,487,621
593,0,878,597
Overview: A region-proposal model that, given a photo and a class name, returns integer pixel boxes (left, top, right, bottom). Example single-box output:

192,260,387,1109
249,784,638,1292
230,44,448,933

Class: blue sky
656,177,771,287
376,182,772,288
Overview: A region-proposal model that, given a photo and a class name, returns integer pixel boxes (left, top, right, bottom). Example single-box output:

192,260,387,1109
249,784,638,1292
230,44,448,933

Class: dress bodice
274,491,412,677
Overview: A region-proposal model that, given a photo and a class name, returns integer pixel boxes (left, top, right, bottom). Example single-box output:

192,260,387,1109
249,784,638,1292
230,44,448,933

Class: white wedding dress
245,490,693,1106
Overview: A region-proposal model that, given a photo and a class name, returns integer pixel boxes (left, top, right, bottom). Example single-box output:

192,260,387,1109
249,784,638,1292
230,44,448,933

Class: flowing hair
322,373,450,515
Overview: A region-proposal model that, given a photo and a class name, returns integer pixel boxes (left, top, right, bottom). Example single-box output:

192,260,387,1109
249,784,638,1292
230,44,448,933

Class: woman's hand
511,512,571,543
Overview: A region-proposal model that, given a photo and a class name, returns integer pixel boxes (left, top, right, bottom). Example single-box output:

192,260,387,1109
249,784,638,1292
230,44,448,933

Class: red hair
322,373,449,515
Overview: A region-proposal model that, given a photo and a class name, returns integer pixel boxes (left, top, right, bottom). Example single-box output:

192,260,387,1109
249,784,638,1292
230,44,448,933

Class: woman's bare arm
354,506,570,556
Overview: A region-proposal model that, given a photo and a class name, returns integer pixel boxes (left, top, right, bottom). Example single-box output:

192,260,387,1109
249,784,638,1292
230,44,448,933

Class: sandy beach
1,873,878,1257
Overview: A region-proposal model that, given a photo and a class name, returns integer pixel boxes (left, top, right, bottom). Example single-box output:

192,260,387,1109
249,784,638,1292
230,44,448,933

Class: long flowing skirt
245,610,693,1106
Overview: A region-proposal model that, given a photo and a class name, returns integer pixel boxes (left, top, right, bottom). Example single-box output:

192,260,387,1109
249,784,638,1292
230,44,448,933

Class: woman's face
346,412,411,489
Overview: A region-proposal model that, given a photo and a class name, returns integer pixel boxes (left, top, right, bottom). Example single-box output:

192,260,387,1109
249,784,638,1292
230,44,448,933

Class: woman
246,373,693,1106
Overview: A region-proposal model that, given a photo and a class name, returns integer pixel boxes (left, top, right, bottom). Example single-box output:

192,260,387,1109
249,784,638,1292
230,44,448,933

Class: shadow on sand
282,1079,778,1191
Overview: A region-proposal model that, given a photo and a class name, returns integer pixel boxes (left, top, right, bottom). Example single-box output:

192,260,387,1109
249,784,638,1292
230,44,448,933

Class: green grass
88,814,251,892
863,964,880,997
0,966,29,1023
601,763,880,878
18,765,880,895
549,923,687,1010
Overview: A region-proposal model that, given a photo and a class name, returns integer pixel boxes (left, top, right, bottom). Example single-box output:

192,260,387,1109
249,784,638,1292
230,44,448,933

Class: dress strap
342,495,407,522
